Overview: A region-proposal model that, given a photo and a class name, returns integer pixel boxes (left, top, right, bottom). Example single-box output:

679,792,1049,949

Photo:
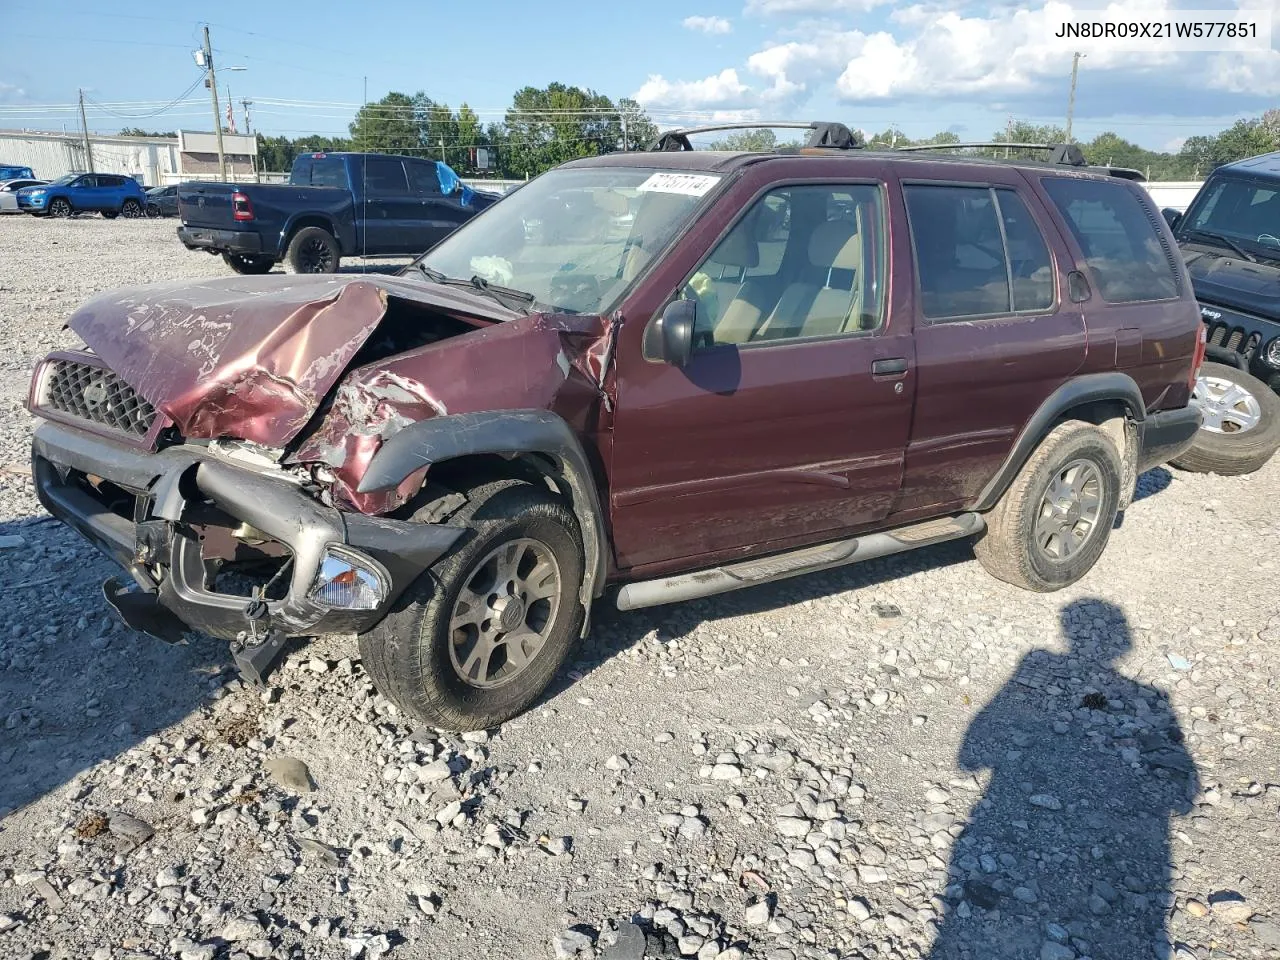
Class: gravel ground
0,216,1277,960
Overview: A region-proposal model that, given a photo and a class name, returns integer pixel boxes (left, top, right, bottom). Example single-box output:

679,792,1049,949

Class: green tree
618,98,657,151
118,127,176,138
709,129,779,152
349,92,420,153
501,83,622,179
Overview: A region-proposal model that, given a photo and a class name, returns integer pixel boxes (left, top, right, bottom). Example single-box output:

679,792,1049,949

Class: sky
1,0,1278,151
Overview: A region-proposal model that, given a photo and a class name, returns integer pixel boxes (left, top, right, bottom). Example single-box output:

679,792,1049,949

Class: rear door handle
872,358,909,376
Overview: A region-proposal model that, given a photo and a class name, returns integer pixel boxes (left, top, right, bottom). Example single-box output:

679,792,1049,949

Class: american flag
226,98,237,134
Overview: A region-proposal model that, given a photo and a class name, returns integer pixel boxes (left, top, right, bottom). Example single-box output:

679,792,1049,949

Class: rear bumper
177,225,264,255
32,420,462,642
1138,403,1202,472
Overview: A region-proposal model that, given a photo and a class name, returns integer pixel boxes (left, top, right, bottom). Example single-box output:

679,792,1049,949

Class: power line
85,80,206,120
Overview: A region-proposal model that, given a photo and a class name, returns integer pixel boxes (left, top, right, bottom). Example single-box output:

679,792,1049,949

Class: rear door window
363,157,408,196
407,161,442,195
995,189,1055,311
1041,177,1180,303
905,185,1011,320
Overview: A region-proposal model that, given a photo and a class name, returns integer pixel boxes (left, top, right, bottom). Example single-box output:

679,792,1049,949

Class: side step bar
615,513,984,611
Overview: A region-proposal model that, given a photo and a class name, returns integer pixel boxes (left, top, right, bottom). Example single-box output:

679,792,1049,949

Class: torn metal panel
65,274,497,450
291,310,610,513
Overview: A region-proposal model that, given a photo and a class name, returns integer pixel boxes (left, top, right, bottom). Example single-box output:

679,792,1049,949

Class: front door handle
872,358,908,376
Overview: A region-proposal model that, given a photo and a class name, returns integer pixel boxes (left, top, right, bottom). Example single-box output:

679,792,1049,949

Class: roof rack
649,121,864,153
894,141,1146,181
645,123,1146,181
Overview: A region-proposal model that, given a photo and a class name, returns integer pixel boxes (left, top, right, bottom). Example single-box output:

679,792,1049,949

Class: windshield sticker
636,172,721,197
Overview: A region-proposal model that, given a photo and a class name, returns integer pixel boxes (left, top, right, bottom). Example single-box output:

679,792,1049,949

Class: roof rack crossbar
648,120,863,153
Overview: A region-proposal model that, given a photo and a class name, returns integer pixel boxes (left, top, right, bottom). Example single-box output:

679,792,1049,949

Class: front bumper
1138,403,1202,473
32,420,462,644
18,195,48,211
177,225,264,255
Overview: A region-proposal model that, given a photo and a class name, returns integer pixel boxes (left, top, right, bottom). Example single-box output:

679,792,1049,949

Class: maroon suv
28,126,1204,730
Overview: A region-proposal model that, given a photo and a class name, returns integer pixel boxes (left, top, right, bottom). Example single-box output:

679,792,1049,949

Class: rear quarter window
1041,177,1180,303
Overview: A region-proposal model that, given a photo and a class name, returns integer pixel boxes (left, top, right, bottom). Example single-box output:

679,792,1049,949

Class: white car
0,179,47,213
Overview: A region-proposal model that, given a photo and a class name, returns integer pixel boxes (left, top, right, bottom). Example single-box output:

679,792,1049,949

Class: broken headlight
308,547,386,610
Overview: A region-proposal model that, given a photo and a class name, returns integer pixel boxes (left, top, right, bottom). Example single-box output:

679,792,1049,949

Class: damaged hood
65,274,503,448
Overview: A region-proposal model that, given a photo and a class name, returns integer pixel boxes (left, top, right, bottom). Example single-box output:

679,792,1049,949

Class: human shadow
929,598,1198,960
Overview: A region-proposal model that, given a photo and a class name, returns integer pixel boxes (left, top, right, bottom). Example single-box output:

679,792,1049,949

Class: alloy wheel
447,538,561,689
1194,374,1263,434
1035,459,1103,561
299,238,334,272
49,198,71,217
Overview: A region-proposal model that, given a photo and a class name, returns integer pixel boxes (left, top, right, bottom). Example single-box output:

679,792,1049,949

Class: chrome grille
42,359,156,437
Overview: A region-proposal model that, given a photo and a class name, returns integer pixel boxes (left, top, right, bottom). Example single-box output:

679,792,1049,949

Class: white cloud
633,69,756,110
643,0,1280,124
0,82,28,104
746,0,892,14
683,15,733,33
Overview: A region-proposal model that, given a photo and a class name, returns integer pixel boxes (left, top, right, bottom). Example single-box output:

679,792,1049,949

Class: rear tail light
1189,323,1207,391
231,191,254,222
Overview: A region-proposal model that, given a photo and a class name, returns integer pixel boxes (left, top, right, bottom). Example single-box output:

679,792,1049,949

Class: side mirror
1161,208,1182,230
657,299,695,367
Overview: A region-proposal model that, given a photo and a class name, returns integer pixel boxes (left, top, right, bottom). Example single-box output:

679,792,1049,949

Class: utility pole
1065,51,1083,143
241,98,253,135
621,111,629,152
202,25,227,179
440,137,446,162
77,88,94,172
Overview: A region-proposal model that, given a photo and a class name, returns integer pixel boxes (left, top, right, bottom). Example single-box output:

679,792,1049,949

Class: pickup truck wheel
48,197,72,218
121,199,143,218
222,253,275,275
358,481,585,731
1170,362,1280,476
974,420,1122,592
284,226,339,274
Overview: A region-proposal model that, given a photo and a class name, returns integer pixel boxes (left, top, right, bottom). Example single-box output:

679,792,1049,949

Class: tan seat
754,219,866,341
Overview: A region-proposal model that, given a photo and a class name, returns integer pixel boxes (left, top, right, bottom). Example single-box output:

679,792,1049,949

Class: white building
0,129,259,185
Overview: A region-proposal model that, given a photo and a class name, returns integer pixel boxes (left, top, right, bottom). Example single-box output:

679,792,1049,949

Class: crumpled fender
289,309,610,515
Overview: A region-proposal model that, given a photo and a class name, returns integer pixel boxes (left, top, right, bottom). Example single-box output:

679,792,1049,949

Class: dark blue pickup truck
178,152,501,274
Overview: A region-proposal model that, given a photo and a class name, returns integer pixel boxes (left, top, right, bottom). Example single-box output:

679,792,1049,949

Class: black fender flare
972,372,1146,512
357,409,609,608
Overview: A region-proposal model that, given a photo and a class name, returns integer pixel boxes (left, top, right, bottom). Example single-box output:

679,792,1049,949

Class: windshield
45,174,79,187
416,166,722,314
1183,176,1280,253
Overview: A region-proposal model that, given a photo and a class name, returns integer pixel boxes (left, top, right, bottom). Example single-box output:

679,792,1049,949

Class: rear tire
222,252,275,275
974,420,1122,592
121,199,142,218
359,481,585,731
284,226,339,274
1170,362,1280,476
101,210,118,219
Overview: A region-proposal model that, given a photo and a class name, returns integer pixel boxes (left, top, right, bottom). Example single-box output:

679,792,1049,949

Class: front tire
48,197,72,218
284,226,339,274
1170,362,1280,476
222,252,275,275
359,481,585,731
974,420,1122,592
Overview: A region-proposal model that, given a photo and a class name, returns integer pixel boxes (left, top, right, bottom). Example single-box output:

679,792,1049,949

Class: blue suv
18,173,147,218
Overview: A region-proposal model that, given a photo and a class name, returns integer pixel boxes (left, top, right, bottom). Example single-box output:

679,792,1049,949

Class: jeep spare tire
1171,362,1280,476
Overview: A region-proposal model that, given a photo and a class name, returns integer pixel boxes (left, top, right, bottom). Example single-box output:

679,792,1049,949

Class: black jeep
1163,153,1280,474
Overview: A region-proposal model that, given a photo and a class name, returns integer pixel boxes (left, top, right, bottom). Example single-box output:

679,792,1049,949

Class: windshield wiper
413,263,535,314
1190,229,1257,263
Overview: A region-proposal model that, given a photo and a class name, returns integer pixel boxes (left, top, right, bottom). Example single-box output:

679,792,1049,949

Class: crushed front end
28,386,463,682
